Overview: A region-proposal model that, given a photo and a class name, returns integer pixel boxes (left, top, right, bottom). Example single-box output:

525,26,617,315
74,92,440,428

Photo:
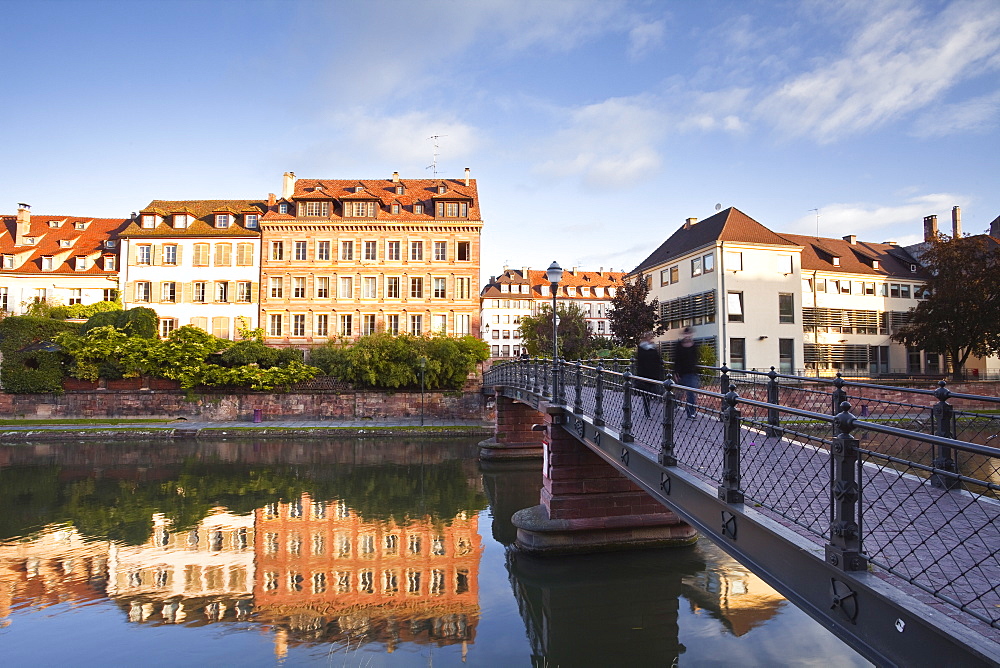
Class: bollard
253,408,263,423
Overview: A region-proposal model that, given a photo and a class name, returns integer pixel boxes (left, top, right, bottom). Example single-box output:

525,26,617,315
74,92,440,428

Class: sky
2,0,999,279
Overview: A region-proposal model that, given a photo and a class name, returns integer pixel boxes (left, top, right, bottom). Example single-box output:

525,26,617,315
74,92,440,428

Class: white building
480,267,624,358
119,200,263,339
0,203,122,313
633,207,934,376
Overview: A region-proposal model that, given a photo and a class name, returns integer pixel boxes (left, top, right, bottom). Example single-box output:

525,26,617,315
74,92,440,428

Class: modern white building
480,267,624,358
633,207,935,376
0,203,123,313
119,200,263,338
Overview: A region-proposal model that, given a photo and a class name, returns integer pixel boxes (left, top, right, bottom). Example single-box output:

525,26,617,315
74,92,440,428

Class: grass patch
0,418,174,426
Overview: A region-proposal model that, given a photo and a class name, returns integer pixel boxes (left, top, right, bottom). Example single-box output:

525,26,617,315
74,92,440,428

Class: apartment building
0,203,123,313
119,200,263,338
259,171,481,346
479,267,624,358
633,207,931,375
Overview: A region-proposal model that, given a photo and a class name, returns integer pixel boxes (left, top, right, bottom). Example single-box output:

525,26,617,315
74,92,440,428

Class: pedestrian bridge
483,359,1000,667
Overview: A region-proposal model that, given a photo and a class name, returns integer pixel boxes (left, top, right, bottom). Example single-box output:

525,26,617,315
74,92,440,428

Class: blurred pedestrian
635,331,664,417
674,327,701,418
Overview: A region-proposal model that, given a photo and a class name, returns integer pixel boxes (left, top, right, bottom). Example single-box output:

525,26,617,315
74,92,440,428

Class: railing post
832,373,847,437
660,377,676,466
621,371,634,443
718,384,744,503
719,364,731,416
827,401,867,572
574,361,583,414
557,357,566,406
594,362,606,426
767,366,781,437
931,380,960,490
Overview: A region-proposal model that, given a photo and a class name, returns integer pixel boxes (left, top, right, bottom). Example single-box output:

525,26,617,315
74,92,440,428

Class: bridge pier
479,393,545,460
512,406,697,555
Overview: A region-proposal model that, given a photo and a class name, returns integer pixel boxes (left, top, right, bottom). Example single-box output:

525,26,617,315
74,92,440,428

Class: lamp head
546,261,563,285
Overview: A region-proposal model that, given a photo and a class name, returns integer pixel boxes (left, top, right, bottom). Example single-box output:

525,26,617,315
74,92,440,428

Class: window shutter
152,245,162,265
175,245,183,265
250,282,259,303
182,282,193,303
152,281,162,303
127,243,136,265
124,281,134,303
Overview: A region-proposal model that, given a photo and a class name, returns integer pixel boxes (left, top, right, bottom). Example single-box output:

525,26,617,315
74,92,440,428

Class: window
660,269,670,286
194,282,207,302
339,240,356,261
59,239,72,248
727,292,744,322
432,314,447,333
160,319,177,338
278,203,288,214
456,277,471,299
102,289,116,302
414,203,424,215
215,214,230,228
102,256,115,271
691,256,702,277
364,240,377,261
730,338,746,370
212,317,230,339
294,241,307,261
900,284,911,299
162,282,177,303
386,276,400,299
269,276,283,298
68,288,82,305
3,255,13,269
135,282,151,302
216,281,229,302
410,314,422,335
433,277,446,298
434,241,447,261
890,283,900,298
302,201,330,217
455,314,470,335
387,241,401,261
345,201,374,217
863,282,875,296
141,214,156,229
362,276,377,299
457,241,471,261
292,314,305,336
293,277,306,298
271,241,284,261
193,243,209,266
387,314,400,335
703,253,715,273
173,214,189,229
214,244,232,266
410,241,423,261
410,277,423,298
339,314,352,336
436,201,468,217
339,276,353,299
244,213,258,228
778,293,794,323
363,314,376,335
74,256,86,271
137,246,151,265
236,243,253,266
391,203,400,215
237,281,252,303
315,314,329,337
163,245,177,265
268,314,282,336
316,276,330,299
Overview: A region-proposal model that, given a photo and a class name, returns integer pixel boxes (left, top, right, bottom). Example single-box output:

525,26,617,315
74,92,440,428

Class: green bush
0,316,79,393
52,300,122,320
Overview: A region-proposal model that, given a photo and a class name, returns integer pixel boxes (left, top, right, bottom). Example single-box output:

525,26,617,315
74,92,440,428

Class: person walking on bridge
674,327,700,418
635,331,664,417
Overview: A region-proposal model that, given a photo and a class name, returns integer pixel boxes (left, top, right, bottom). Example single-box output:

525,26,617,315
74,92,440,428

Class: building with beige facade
259,171,481,347
118,200,263,338
0,203,123,313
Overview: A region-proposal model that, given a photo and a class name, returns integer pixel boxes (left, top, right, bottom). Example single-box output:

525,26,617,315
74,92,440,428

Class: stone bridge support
479,393,545,460
499,399,696,554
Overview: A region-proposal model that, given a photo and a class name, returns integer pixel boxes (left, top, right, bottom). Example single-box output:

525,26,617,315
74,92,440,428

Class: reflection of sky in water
0,438,871,666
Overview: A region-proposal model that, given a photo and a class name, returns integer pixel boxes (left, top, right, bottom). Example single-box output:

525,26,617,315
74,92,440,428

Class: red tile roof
121,200,264,237
286,177,481,222
782,233,928,278
0,213,126,275
480,268,624,299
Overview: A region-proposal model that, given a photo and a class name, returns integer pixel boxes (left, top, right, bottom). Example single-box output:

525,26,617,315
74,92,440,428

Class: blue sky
2,0,999,278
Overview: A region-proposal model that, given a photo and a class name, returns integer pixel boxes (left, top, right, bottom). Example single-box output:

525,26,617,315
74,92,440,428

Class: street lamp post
418,356,427,426
546,261,563,402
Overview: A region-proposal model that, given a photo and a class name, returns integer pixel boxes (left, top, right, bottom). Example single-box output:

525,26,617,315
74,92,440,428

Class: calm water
0,437,870,667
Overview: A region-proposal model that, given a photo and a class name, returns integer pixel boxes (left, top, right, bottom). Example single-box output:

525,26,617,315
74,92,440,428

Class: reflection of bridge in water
485,359,1000,666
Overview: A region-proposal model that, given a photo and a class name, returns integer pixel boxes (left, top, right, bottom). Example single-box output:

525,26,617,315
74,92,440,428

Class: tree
518,303,591,359
892,235,1000,379
607,274,664,347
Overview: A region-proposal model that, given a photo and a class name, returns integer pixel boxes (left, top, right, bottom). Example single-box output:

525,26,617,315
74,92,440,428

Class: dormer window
910,263,917,273
345,201,375,218
2,255,13,269
104,256,116,271
435,201,468,218
48,220,62,228
414,203,424,214
872,259,880,270
832,256,840,266
141,214,157,229
74,222,86,230
391,203,400,215
437,185,446,194
245,214,259,229
299,202,330,217
23,237,36,245
215,214,230,228
173,214,190,229
59,239,72,248
279,203,289,214
104,240,116,248
74,257,86,271
41,256,54,271
355,185,365,193
396,185,404,195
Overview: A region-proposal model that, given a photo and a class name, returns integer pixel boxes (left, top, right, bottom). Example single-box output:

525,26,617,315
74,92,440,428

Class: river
0,436,870,666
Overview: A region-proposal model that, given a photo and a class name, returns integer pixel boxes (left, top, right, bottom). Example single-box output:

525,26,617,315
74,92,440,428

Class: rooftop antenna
809,208,820,236
426,135,447,178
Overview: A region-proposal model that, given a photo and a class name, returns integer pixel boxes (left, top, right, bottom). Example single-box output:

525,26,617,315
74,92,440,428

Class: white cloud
757,0,1000,142
785,193,964,242
627,20,665,60
912,90,1000,137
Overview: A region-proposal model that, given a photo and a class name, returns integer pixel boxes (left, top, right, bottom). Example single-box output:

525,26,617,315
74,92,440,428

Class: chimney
281,172,296,200
843,234,857,245
991,215,1000,237
923,214,938,242
15,203,31,244
267,193,276,206
464,167,471,186
522,266,528,278
952,206,962,238
392,171,399,183
684,217,697,229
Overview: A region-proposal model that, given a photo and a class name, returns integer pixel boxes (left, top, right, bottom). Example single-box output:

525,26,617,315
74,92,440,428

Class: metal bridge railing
484,358,1000,630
